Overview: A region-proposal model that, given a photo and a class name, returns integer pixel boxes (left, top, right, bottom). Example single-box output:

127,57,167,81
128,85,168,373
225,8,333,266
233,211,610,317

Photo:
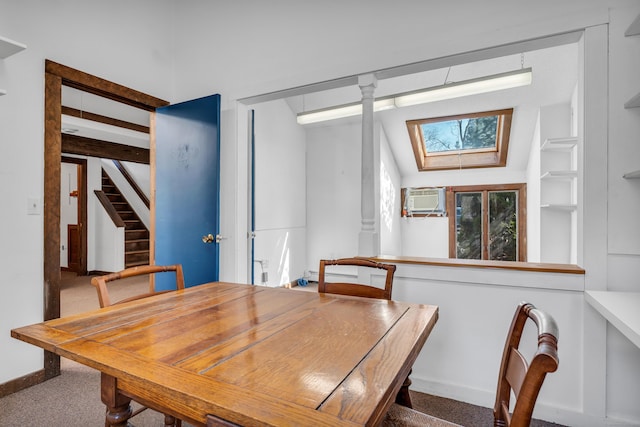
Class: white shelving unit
540,136,578,209
585,291,640,349
625,14,640,37
0,35,27,97
539,132,578,264
623,170,640,179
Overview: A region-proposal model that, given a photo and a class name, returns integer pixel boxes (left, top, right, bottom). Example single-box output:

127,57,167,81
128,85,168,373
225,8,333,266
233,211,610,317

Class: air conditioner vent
406,187,446,215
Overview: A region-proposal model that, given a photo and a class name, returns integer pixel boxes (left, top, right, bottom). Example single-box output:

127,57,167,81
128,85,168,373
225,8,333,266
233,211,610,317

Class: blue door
154,94,221,289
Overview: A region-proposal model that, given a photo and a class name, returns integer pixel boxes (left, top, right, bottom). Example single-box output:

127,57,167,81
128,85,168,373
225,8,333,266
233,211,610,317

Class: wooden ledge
370,255,585,275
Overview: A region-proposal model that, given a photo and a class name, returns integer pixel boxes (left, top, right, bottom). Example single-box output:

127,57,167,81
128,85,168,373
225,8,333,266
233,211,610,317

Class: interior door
153,94,221,289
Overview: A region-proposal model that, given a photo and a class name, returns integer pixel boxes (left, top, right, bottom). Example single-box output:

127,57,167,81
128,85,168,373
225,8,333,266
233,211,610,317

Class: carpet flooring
1,272,566,426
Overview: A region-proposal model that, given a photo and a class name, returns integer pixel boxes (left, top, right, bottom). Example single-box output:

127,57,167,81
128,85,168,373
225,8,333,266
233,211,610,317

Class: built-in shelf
625,14,640,37
541,170,578,180
541,136,578,151
623,170,640,179
0,35,26,59
624,92,640,109
585,291,640,349
540,204,577,211
1,35,26,97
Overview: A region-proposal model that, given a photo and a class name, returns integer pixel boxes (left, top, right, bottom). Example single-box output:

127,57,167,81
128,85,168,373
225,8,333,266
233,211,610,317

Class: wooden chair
382,301,559,427
317,257,396,300
91,264,184,308
91,264,185,427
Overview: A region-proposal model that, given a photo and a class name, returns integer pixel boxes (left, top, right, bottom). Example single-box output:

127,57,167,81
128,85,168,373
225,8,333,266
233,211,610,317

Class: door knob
202,234,215,244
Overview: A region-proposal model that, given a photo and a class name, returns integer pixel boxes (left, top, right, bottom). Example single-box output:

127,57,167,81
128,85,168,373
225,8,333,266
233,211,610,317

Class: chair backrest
317,257,396,300
91,264,185,308
493,302,559,427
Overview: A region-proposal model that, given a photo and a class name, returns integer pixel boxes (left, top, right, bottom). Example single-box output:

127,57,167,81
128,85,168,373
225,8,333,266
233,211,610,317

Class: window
406,108,513,171
447,184,526,261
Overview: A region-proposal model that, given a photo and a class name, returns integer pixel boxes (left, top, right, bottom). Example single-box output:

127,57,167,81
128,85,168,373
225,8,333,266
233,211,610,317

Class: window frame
407,108,513,171
446,183,527,261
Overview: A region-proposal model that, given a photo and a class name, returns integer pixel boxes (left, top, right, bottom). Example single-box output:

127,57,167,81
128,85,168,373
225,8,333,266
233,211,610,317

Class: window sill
372,255,584,274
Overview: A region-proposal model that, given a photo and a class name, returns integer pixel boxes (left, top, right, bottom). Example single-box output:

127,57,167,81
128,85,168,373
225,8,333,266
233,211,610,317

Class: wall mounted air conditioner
406,187,446,215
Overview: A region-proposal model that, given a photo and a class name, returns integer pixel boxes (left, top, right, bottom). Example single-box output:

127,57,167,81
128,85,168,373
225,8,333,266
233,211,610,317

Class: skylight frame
407,108,513,171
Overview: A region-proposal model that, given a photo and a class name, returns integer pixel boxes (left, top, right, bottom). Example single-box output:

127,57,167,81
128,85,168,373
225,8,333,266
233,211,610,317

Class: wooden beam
62,106,149,134
46,60,169,111
62,134,150,164
44,71,62,380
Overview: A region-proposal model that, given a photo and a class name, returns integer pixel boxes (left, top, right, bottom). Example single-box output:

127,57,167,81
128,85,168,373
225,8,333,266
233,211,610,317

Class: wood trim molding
446,183,527,261
62,133,150,164
45,60,169,111
94,190,126,228
371,255,585,275
0,369,46,398
43,71,62,381
62,106,150,134
43,60,168,386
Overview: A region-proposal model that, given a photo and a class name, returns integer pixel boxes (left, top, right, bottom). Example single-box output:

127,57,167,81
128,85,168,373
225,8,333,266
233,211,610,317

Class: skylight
407,109,513,171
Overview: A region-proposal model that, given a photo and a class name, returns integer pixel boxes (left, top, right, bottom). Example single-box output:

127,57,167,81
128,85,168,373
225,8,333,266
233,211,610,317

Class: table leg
101,373,133,427
395,369,413,408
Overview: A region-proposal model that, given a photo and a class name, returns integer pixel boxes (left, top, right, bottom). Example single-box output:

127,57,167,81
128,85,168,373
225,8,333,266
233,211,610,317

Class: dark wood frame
407,108,513,171
446,183,527,261
61,156,88,275
41,60,168,384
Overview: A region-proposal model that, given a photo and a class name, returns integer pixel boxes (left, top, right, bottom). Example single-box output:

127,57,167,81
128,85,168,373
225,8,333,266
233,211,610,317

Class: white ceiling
60,40,578,180
287,41,579,179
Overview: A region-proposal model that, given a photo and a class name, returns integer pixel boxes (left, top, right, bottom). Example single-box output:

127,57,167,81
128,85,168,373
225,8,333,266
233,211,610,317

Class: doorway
43,60,168,380
60,156,87,274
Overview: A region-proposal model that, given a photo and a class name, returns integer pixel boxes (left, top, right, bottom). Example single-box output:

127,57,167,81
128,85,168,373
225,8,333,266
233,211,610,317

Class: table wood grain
12,282,439,426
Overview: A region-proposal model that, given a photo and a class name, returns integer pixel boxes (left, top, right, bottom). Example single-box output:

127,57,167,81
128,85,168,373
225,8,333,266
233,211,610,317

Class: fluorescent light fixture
394,68,532,107
296,97,396,125
296,68,532,125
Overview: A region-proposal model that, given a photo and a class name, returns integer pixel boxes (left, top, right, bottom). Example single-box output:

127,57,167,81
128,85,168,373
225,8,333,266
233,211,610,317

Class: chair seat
382,403,463,427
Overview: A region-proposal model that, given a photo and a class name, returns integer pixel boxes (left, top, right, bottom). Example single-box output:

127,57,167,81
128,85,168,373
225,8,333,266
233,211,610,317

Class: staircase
101,170,150,268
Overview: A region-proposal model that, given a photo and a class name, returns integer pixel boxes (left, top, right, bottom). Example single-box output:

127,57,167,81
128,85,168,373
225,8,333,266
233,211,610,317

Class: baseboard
410,375,636,427
0,369,46,398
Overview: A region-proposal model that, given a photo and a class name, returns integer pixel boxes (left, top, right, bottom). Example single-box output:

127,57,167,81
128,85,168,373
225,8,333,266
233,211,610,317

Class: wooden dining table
11,281,439,426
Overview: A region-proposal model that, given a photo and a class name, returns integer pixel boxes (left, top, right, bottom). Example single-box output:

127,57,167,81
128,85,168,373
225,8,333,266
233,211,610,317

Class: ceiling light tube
296,97,397,125
394,68,532,108
296,68,531,125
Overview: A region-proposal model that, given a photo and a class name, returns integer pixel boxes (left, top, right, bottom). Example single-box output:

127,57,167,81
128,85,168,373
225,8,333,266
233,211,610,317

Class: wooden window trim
407,108,513,171
446,183,527,261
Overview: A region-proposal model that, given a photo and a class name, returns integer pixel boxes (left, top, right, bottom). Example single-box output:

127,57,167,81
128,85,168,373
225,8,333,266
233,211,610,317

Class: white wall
391,265,584,426
3,1,640,425
252,99,307,286
306,121,362,271
379,126,402,255
526,113,542,262
603,5,640,423
0,0,174,383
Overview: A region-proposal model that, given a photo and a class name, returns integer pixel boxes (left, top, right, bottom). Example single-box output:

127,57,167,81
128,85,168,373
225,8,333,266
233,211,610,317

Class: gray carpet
0,362,566,426
1,272,566,426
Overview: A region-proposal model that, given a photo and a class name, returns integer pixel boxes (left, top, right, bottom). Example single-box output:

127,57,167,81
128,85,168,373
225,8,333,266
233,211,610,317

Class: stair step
102,168,150,267
126,230,149,240
124,220,144,230
125,239,149,251
125,251,150,266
